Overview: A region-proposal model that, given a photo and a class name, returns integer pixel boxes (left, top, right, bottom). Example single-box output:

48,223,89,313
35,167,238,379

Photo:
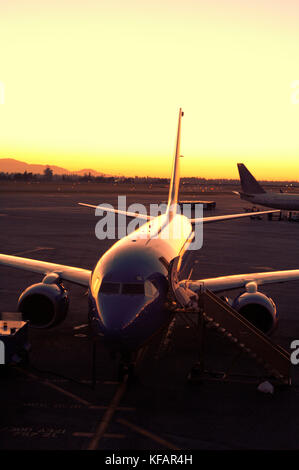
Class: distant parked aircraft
236,163,299,211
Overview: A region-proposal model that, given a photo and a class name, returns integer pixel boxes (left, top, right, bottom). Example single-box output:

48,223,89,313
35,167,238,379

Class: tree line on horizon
0,167,297,186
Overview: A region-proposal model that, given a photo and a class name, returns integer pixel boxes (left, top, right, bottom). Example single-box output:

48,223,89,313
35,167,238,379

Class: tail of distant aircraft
167,108,184,212
237,163,266,195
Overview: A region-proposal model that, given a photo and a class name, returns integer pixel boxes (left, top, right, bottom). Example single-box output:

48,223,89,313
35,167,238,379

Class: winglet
237,163,266,195
167,108,184,211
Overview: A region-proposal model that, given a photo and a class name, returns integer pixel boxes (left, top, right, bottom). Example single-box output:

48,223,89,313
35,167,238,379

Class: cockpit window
99,281,145,295
122,283,144,295
100,282,121,294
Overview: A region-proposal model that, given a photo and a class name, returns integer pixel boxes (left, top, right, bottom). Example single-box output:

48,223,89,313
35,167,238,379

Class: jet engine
232,283,277,334
18,275,69,328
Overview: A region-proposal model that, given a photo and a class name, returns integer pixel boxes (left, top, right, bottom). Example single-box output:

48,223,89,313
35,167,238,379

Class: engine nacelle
232,291,277,334
18,282,69,329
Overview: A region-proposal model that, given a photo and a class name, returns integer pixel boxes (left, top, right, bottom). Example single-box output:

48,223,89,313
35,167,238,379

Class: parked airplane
1,109,299,376
236,163,299,211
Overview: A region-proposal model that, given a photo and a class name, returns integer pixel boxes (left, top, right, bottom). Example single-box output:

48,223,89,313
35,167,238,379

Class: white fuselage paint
91,213,193,295
88,212,194,352
240,192,299,211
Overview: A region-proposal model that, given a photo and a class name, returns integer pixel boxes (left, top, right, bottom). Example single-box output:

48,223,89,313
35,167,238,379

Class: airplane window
100,282,120,294
122,283,144,295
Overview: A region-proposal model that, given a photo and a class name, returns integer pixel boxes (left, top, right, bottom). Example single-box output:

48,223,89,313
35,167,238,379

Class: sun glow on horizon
0,1,299,180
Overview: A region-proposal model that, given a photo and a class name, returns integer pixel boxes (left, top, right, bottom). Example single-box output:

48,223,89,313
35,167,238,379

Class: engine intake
18,282,69,329
232,291,277,334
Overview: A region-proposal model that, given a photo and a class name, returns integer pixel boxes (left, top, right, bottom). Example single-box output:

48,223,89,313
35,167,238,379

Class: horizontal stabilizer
190,209,279,224
79,203,152,220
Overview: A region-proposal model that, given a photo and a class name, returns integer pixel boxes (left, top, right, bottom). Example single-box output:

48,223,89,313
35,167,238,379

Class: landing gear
117,352,137,382
118,362,135,382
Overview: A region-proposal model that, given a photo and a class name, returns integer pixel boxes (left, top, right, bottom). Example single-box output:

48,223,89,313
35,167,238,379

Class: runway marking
14,376,117,385
24,402,85,409
23,402,135,411
0,426,66,439
2,427,124,440
87,377,128,450
73,432,125,439
89,405,135,411
12,246,54,256
16,368,91,406
117,418,181,450
73,324,88,330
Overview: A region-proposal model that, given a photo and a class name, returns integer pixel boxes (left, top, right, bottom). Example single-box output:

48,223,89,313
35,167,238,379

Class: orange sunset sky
0,1,299,180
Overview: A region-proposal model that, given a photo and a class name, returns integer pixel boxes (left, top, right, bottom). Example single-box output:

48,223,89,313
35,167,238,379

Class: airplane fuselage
240,191,299,211
88,213,193,352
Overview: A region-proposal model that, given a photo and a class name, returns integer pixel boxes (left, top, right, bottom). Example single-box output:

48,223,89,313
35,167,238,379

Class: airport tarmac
1,189,299,450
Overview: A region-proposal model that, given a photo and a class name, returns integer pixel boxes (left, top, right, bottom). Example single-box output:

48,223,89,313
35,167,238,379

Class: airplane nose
98,295,146,332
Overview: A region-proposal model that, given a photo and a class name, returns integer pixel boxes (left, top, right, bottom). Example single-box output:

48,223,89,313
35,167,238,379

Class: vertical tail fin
237,163,266,195
167,108,184,210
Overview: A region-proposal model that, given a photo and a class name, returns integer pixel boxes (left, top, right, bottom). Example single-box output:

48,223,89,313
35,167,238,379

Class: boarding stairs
198,289,290,384
168,259,291,385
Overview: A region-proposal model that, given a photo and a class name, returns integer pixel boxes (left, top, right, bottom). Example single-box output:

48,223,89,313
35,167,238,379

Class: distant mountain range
0,158,108,176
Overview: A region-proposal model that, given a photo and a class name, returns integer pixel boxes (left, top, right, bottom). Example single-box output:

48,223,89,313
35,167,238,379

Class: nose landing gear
118,352,137,382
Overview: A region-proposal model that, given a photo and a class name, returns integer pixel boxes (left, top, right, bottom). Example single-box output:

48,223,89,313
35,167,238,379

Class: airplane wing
0,254,91,287
190,209,279,224
78,203,153,220
183,269,299,293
